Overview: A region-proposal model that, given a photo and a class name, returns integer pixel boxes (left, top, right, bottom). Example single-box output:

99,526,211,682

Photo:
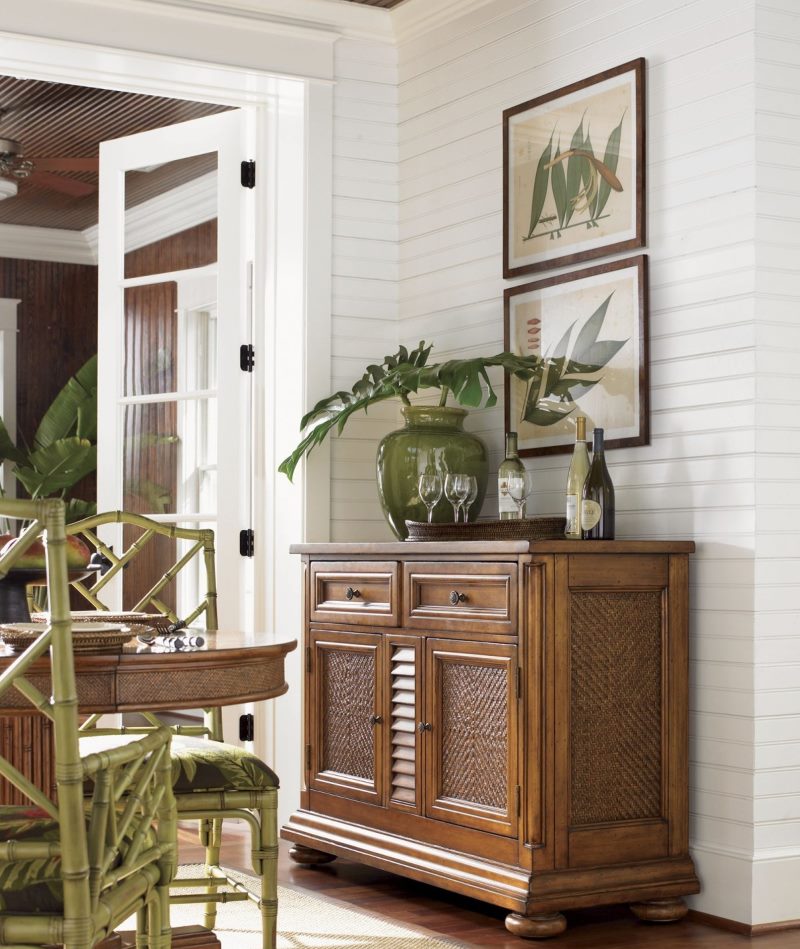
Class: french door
97,109,254,631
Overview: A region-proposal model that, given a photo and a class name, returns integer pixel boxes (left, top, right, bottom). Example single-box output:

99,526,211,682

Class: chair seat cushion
0,806,63,913
0,804,157,914
170,736,279,793
80,734,279,793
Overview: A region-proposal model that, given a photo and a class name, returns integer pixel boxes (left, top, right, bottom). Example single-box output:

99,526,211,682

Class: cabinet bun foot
630,898,688,923
288,844,337,866
505,912,567,939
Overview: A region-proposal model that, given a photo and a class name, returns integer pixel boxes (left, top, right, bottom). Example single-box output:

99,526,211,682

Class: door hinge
306,646,312,674
239,713,255,742
239,528,255,557
241,159,256,189
240,343,255,372
515,785,521,817
305,744,312,771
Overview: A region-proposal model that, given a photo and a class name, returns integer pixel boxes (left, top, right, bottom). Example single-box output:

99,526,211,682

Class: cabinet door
308,629,383,804
424,639,519,837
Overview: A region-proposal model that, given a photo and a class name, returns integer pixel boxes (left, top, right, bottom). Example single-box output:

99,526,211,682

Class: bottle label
498,478,517,515
565,495,579,534
581,499,602,531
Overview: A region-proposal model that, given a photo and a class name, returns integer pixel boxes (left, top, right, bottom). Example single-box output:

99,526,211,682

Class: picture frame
503,58,645,278
504,254,648,457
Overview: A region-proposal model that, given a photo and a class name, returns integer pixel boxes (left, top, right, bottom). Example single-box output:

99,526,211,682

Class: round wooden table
0,630,296,803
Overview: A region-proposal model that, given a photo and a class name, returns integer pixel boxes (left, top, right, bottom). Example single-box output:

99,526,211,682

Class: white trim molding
0,224,94,265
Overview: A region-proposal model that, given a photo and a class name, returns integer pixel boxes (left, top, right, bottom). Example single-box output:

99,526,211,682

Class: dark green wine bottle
581,428,615,539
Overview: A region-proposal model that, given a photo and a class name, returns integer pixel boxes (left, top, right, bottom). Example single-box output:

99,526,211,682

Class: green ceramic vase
376,405,488,540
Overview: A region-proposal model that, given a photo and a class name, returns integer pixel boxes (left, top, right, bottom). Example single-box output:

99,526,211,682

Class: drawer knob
370,714,383,726
417,721,431,733
449,590,467,605
345,587,361,601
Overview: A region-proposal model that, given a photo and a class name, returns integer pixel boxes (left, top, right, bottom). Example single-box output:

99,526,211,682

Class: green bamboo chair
65,511,280,949
0,498,176,949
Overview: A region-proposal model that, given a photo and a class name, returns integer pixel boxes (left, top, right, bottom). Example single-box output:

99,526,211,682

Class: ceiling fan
0,137,98,198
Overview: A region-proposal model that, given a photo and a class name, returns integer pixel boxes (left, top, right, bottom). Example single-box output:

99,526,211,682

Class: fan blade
29,157,98,173
25,170,96,198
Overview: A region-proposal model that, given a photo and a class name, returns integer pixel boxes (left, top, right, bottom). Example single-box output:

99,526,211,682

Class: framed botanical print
503,58,645,278
504,254,648,457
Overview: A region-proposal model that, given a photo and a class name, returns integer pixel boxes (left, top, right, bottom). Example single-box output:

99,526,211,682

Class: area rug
164,864,466,948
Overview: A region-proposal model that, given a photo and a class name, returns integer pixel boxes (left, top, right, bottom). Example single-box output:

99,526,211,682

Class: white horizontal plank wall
752,0,800,926
332,36,399,542
397,0,758,923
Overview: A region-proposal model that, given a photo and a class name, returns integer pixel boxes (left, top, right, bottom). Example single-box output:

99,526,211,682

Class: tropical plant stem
438,386,450,407
400,392,411,406
522,213,610,242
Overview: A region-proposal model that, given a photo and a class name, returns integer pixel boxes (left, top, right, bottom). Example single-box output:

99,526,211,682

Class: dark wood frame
503,254,649,457
503,58,646,278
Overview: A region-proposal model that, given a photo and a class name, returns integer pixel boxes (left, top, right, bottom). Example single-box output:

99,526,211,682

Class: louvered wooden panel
390,644,417,808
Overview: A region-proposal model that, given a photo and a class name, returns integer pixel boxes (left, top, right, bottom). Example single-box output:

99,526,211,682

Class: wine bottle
581,428,615,539
564,416,590,539
498,432,524,520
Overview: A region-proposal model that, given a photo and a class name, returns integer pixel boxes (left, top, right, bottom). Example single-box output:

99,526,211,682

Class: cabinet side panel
570,590,663,825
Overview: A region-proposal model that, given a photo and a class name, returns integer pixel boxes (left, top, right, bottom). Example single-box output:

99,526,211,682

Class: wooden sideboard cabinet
282,541,700,939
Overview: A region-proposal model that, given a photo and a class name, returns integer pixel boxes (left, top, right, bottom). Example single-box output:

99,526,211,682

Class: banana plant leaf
33,354,97,451
14,438,96,498
0,416,27,466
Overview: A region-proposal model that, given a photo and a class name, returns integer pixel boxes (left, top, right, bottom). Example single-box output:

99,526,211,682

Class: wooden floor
178,824,796,947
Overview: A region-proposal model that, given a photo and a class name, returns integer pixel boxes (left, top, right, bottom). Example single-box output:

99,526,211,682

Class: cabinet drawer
403,563,517,635
310,561,399,626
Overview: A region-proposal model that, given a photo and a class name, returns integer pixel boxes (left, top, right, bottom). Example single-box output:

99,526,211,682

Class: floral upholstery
0,805,157,914
80,735,278,794
169,736,279,793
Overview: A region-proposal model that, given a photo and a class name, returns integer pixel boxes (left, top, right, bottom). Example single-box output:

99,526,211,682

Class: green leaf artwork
524,110,624,243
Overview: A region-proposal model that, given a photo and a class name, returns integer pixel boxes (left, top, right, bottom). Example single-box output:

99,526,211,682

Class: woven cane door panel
425,639,518,837
388,640,420,811
310,631,382,804
569,590,663,827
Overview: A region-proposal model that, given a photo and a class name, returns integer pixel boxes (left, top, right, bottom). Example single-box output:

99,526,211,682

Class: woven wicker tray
0,622,136,654
405,516,566,542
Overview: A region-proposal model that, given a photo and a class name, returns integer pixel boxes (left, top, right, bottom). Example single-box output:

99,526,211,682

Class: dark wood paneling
125,219,217,279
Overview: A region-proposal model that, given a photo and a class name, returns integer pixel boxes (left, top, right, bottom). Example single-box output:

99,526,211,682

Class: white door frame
0,19,335,822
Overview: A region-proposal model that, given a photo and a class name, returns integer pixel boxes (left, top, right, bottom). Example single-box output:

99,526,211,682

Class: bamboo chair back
0,498,176,948
65,511,218,632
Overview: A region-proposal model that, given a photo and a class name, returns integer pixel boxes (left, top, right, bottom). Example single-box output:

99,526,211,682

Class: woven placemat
405,516,566,542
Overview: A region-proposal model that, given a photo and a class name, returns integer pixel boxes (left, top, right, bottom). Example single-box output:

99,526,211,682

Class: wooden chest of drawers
282,540,700,939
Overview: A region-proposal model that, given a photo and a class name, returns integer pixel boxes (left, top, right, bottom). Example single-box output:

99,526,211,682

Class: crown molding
0,224,95,265
391,0,497,45
83,171,218,257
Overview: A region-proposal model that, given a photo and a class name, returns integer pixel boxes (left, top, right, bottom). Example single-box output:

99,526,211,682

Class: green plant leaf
33,354,97,451
550,142,567,229
582,130,599,219
564,114,585,227
65,498,97,523
15,437,96,497
0,415,27,465
126,478,172,513
526,130,553,238
596,111,625,217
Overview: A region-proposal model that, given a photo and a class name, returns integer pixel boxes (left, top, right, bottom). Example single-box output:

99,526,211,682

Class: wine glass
444,473,470,522
506,470,534,520
463,476,479,523
418,472,443,524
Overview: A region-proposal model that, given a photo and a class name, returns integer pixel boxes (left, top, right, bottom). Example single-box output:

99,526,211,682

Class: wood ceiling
0,76,230,231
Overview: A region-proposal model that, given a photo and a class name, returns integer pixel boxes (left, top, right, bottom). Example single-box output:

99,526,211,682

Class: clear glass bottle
581,427,615,539
564,416,590,539
498,432,525,520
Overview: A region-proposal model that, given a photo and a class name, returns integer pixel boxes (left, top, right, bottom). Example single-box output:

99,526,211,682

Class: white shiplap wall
397,0,761,924
753,0,800,925
331,36,399,542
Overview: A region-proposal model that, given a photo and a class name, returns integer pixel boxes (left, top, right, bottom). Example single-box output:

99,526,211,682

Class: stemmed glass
444,473,471,522
506,470,534,520
418,472,443,524
463,476,479,523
